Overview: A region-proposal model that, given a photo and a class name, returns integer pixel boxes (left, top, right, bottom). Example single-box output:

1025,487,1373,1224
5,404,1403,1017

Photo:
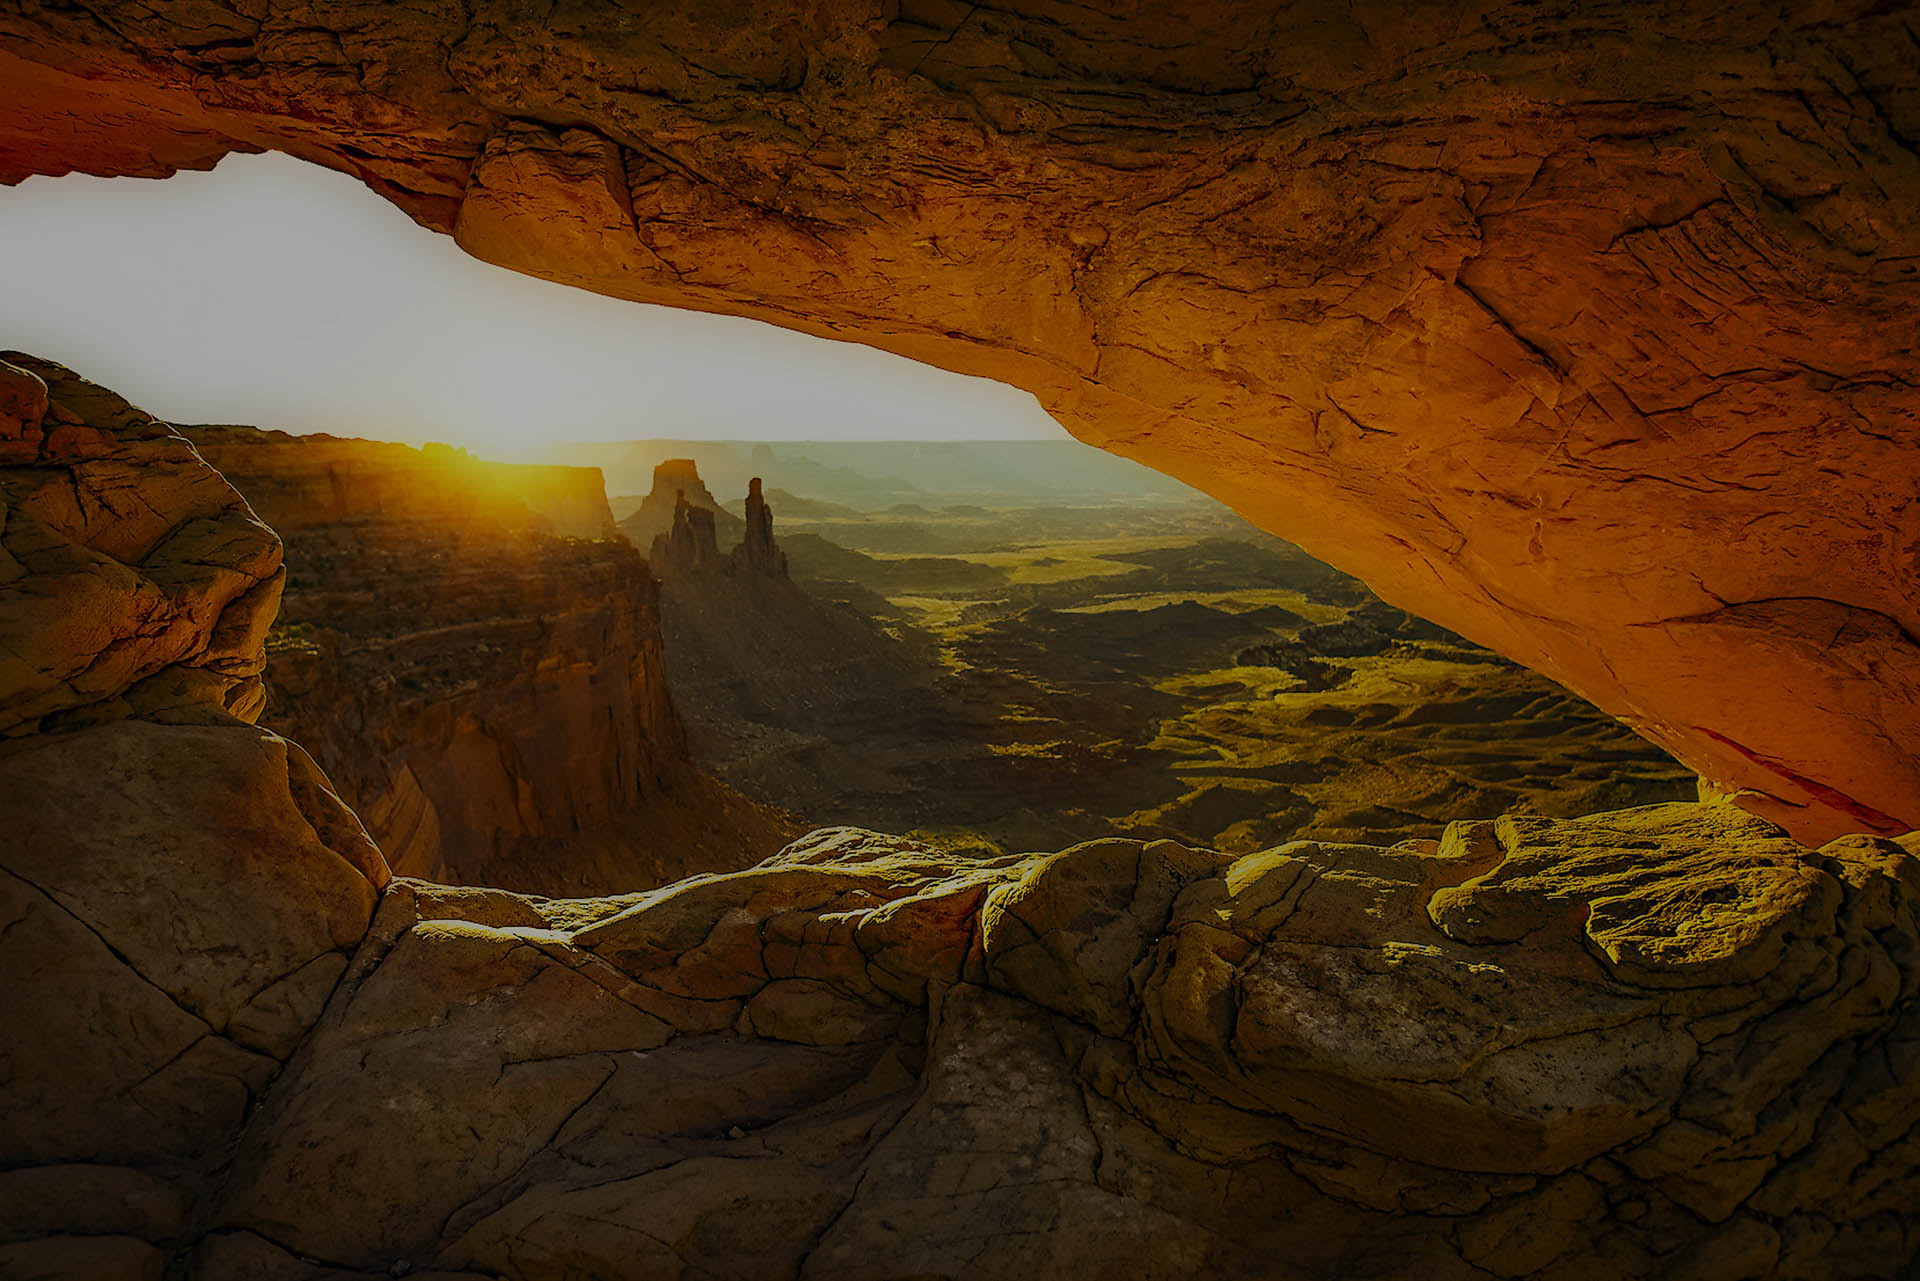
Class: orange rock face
0,355,392,1271
0,4,1917,841
0,353,284,732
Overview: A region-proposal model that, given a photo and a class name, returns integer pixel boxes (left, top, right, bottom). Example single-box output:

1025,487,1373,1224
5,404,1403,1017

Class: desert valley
180,408,1702,897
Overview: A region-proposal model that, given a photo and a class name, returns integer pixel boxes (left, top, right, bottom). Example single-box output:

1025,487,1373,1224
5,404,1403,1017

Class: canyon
180,421,797,894
646,459,1696,854
3,4,1920,1278
6,351,1920,1281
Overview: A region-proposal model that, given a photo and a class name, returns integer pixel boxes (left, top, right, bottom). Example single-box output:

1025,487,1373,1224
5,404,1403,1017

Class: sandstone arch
3,1,1917,841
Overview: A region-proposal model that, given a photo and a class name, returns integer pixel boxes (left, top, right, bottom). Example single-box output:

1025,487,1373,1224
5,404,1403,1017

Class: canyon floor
658,485,1695,858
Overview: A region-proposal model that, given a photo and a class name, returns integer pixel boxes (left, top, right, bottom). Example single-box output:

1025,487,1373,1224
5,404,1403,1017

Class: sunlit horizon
0,152,1068,461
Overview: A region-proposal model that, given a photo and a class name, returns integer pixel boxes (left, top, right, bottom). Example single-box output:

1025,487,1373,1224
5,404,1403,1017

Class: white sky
0,151,1066,460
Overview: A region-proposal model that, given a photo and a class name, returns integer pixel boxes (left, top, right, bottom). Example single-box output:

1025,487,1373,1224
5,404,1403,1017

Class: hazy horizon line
180,423,1094,449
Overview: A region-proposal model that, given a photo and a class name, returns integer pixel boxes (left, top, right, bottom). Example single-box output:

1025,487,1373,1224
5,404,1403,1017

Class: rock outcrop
644,468,956,822
0,354,392,1275
649,469,791,580
0,353,284,733
197,811,1920,1280
621,457,744,550
185,427,799,894
649,488,726,577
1,1,1915,841
5,352,1920,1278
732,476,790,577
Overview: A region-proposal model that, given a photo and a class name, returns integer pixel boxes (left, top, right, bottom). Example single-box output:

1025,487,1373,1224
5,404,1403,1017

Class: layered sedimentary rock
184,427,798,894
6,353,1920,1277
1,1,1915,841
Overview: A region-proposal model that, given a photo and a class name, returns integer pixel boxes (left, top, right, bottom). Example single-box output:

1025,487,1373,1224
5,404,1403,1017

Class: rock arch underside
4,3,1920,1279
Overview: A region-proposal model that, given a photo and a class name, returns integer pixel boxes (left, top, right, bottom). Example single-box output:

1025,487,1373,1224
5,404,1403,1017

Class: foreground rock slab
0,716,391,1281
0,352,283,733
162,808,1917,1280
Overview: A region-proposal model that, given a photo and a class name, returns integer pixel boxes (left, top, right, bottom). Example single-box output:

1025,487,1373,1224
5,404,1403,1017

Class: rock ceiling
1,0,1915,841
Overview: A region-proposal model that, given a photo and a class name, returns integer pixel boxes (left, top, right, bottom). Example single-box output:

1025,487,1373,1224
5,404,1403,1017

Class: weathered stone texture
0,355,393,1265
1,2,1915,840
0,353,284,732
178,810,1920,1279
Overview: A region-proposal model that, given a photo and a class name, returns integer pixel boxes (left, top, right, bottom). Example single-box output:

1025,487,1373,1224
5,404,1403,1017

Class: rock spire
731,476,788,578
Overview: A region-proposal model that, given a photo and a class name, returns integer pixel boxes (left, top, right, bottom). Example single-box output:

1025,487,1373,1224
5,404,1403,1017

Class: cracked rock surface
1,2,1917,841
166,814,1920,1279
0,353,285,733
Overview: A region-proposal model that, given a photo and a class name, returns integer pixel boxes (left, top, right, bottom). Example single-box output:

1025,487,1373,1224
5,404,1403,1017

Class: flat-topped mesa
652,458,720,509
621,457,743,548
731,476,789,578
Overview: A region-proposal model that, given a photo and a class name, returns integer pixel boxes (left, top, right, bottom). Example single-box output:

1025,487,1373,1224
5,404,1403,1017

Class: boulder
0,352,391,1271
0,353,283,732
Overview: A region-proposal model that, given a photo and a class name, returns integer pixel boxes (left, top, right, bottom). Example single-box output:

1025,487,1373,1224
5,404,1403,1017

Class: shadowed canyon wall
1,0,1915,842
8,351,1920,1279
179,425,799,894
644,465,954,819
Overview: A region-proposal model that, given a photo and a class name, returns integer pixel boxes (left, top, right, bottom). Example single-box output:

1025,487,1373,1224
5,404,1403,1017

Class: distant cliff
189,427,618,539
183,428,799,894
